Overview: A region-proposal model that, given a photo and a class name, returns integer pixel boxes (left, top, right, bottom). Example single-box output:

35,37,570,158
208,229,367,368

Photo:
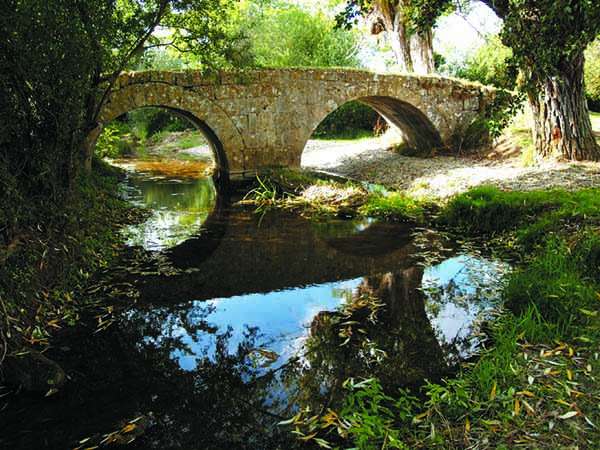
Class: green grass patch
442,186,600,251
359,191,427,221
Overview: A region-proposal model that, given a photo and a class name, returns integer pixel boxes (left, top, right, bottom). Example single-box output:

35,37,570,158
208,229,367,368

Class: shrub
453,35,513,89
585,38,600,111
313,101,381,138
128,108,193,139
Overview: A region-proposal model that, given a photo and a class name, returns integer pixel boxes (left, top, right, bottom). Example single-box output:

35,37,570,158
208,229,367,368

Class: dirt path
301,137,600,199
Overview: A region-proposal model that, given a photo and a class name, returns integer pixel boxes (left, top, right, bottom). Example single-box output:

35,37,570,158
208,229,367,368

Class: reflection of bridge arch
165,195,230,269
98,69,494,177
130,208,423,304
317,220,415,257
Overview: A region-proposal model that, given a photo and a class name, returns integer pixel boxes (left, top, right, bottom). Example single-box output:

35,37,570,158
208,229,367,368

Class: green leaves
499,0,600,86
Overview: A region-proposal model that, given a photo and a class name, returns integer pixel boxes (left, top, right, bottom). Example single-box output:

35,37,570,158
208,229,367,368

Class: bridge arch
300,94,443,163
98,83,247,176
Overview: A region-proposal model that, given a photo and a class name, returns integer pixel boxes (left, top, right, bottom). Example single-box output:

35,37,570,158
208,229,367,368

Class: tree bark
371,2,435,74
388,16,414,72
410,29,435,74
528,53,600,161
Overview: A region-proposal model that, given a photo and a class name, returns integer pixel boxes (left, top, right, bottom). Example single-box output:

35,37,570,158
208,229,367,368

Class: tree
451,35,513,89
477,0,600,160
337,0,452,74
585,38,600,112
0,0,235,237
233,1,360,68
358,0,600,160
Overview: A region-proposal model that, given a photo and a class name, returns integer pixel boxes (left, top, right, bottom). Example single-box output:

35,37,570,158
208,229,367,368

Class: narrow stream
0,162,509,449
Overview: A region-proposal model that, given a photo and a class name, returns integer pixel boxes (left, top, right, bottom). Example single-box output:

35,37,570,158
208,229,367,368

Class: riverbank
274,185,600,448
0,161,146,393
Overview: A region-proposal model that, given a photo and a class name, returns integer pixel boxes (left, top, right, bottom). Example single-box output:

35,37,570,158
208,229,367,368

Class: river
0,161,509,449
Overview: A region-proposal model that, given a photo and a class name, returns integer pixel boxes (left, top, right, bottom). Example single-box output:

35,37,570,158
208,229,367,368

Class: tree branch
91,0,171,125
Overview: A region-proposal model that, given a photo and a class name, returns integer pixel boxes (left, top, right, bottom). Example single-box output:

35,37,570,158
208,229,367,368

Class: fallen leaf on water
122,423,137,433
489,381,497,401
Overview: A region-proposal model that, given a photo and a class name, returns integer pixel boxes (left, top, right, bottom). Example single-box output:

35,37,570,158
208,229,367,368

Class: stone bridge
99,69,494,178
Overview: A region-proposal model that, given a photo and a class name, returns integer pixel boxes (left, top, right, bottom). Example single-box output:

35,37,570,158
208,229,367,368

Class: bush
128,108,193,139
95,122,132,158
313,101,381,138
585,38,600,111
453,36,513,89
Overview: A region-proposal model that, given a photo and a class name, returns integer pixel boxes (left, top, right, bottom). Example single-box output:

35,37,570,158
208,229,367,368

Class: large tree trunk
371,2,435,75
528,53,599,161
410,29,435,74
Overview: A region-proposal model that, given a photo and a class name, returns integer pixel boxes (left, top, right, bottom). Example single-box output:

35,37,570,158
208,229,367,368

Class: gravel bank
301,137,600,199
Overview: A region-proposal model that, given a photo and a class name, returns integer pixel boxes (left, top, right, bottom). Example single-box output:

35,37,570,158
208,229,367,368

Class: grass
242,168,432,221
441,185,600,253
358,191,427,221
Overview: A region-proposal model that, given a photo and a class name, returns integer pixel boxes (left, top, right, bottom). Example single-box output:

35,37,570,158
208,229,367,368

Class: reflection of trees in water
421,256,508,363
2,303,303,450
287,268,448,414
123,176,217,250
113,305,301,449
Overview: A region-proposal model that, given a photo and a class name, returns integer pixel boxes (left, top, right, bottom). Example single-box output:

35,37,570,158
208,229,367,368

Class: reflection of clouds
422,254,509,358
147,279,363,372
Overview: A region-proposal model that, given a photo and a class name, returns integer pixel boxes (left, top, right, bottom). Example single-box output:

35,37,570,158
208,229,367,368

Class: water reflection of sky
423,255,509,357
172,279,361,371
117,169,509,376
146,255,508,372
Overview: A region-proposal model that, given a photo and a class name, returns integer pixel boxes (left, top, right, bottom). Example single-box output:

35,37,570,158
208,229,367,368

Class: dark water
0,168,508,449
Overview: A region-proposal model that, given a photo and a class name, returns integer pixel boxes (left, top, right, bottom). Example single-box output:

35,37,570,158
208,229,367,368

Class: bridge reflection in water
0,171,508,450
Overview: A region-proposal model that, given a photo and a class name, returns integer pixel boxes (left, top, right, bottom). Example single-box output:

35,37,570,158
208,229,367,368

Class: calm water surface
0,163,509,449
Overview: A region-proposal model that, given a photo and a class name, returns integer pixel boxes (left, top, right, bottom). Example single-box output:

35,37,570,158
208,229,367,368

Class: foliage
0,0,235,242
233,1,360,68
453,35,513,89
95,122,134,159
128,108,193,139
586,38,600,111
494,1,600,88
313,101,381,138
0,0,236,370
359,191,427,221
288,186,600,449
0,163,146,363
